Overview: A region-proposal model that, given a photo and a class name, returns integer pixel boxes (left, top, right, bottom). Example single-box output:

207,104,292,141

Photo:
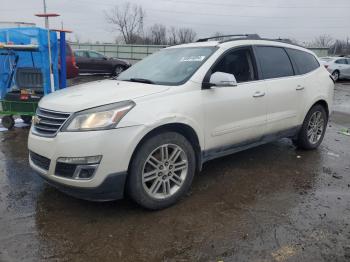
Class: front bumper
35,170,127,201
28,125,145,200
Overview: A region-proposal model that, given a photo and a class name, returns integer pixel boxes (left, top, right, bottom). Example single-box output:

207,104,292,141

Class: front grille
55,162,77,178
30,151,51,171
33,107,70,137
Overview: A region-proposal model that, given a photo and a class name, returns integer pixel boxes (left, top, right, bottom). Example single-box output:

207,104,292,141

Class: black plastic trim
202,126,300,163
35,171,127,201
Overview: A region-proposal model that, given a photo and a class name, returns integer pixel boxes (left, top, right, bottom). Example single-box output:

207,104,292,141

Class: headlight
62,101,135,132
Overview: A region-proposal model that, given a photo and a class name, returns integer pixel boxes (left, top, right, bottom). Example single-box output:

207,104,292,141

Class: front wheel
127,132,196,210
332,70,339,82
293,104,328,150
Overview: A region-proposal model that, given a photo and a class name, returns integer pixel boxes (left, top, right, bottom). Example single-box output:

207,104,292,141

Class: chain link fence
69,42,330,62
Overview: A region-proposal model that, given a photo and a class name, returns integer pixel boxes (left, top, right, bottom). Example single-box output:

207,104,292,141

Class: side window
347,59,350,64
89,51,104,59
335,59,347,64
76,51,89,58
255,46,294,79
211,48,257,83
286,48,320,75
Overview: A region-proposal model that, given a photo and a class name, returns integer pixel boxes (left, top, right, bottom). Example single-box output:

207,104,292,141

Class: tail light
71,55,76,66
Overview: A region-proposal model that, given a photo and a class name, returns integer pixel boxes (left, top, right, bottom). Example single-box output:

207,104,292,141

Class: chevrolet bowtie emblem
33,115,41,125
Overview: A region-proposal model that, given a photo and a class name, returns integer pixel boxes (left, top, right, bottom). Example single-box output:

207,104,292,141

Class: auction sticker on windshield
180,56,206,62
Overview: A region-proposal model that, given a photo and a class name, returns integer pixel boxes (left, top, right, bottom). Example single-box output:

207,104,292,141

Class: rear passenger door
88,51,111,73
254,46,301,134
286,48,321,121
335,59,349,77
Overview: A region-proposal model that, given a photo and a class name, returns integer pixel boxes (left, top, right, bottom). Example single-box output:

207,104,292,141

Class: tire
1,115,15,129
332,70,339,82
112,65,124,76
293,104,328,150
21,115,32,124
127,132,196,210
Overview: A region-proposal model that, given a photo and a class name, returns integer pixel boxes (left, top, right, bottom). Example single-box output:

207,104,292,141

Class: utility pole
43,0,54,93
43,0,49,29
36,1,59,93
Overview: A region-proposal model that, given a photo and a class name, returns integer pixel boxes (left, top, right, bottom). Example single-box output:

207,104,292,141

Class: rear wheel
332,70,339,82
1,115,15,129
293,104,327,150
127,132,196,210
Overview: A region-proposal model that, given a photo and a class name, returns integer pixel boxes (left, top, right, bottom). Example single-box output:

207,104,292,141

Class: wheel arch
128,123,203,175
313,99,329,118
301,98,329,126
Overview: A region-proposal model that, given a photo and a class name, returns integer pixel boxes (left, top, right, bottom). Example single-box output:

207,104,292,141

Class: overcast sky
1,0,350,44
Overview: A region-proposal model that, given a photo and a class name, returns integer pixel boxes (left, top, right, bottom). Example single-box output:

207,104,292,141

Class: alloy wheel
332,71,339,81
307,111,324,144
142,144,188,199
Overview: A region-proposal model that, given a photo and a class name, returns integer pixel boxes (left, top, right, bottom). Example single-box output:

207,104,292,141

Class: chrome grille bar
32,107,71,137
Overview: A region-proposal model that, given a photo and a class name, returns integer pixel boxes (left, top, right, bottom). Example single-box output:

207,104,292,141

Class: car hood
39,79,170,112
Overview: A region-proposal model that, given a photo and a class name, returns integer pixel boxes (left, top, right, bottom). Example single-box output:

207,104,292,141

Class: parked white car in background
319,57,350,81
28,35,334,210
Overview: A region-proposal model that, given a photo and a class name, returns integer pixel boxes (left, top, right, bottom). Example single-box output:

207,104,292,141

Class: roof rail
259,38,303,47
196,34,261,42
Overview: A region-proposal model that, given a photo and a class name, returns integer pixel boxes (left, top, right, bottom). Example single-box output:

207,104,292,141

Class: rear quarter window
255,46,294,79
286,48,320,75
335,59,347,64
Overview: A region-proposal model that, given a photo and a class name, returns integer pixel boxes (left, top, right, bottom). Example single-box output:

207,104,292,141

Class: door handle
296,85,305,91
253,91,265,98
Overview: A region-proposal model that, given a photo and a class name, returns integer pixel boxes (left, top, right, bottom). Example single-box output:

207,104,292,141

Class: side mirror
209,72,237,87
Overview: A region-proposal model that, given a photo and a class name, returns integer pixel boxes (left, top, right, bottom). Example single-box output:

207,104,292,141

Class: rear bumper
35,170,127,201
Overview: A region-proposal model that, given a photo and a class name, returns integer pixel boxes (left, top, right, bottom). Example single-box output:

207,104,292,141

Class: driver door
88,51,110,73
202,46,267,157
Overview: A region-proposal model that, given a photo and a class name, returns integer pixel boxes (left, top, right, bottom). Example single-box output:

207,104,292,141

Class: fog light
73,164,98,180
57,155,102,165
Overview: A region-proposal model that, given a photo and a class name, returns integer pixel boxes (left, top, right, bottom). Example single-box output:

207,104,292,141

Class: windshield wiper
128,78,155,84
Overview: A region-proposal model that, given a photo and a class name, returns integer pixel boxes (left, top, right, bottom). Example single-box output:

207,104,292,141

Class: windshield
117,47,217,85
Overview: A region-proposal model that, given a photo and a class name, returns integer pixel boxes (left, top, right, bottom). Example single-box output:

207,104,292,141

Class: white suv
28,35,334,209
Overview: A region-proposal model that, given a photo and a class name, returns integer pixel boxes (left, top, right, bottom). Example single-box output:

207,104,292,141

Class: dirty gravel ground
0,80,350,262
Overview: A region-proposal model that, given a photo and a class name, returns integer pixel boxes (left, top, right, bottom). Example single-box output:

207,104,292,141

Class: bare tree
329,39,350,56
105,2,145,44
288,38,300,46
149,24,167,45
312,34,334,48
177,27,197,44
168,26,178,45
